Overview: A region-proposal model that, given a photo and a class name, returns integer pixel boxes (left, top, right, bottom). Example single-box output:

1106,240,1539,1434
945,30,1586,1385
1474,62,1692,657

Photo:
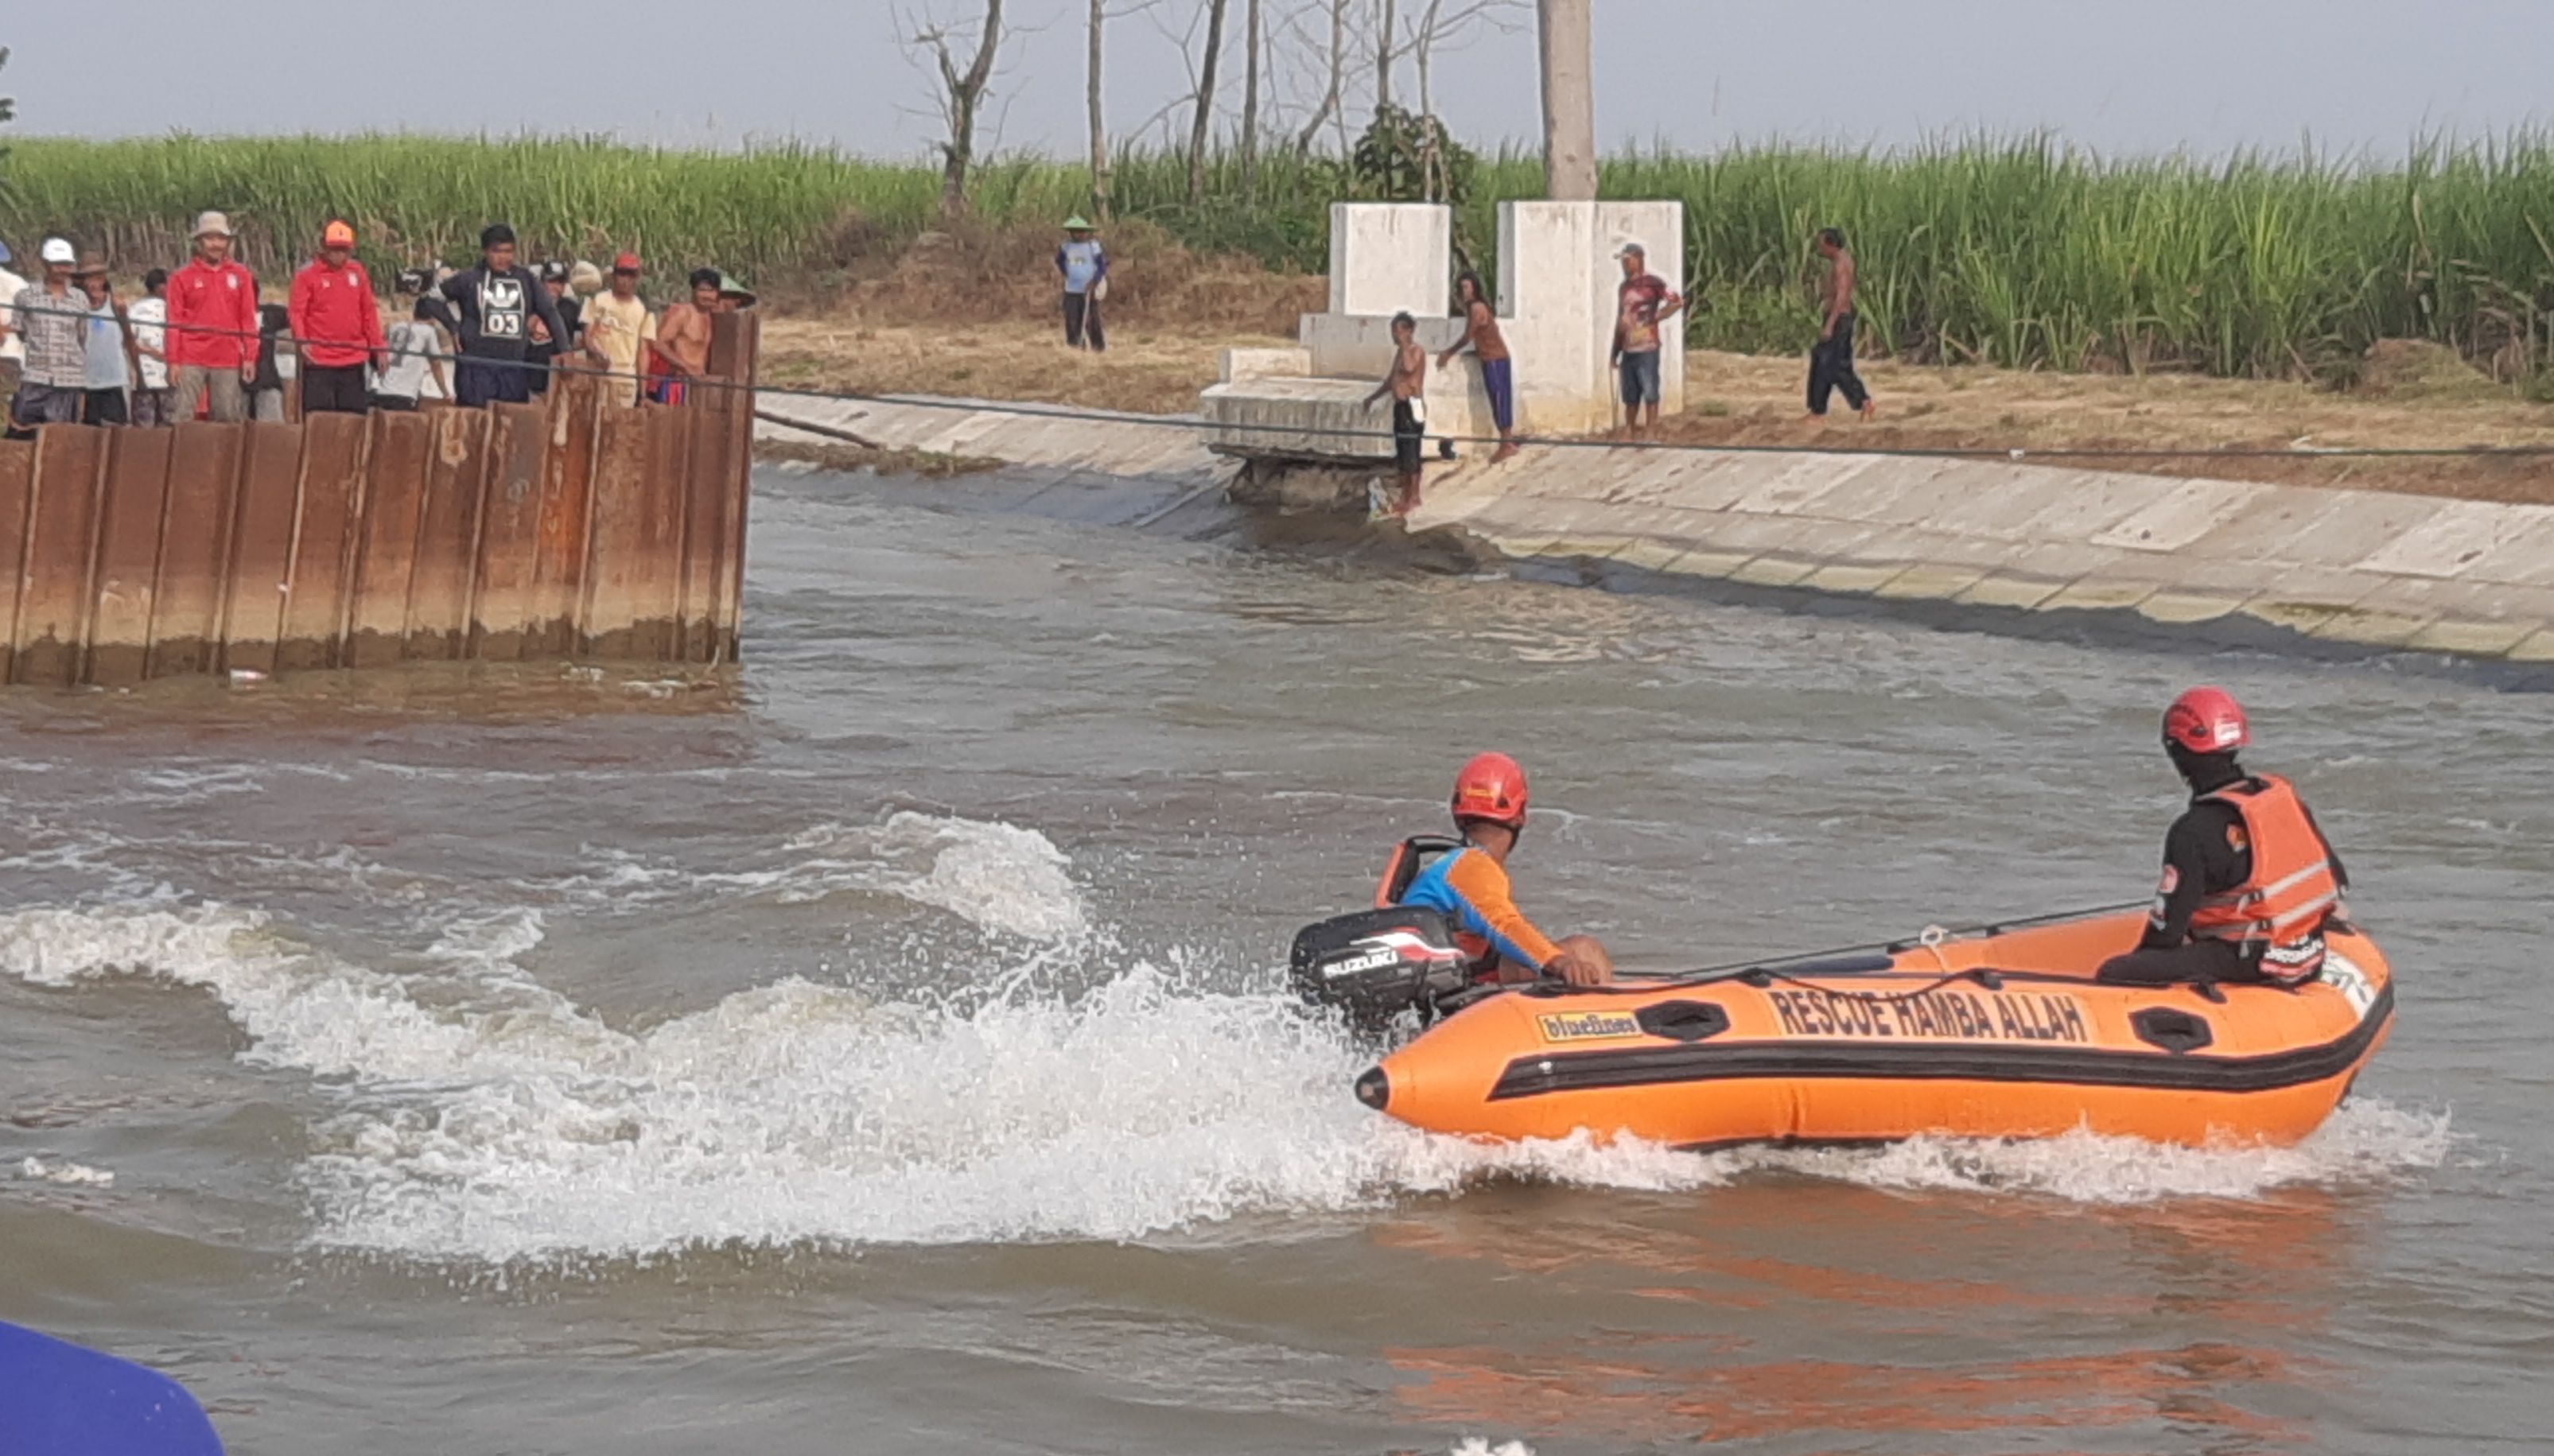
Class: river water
2,463,2546,1454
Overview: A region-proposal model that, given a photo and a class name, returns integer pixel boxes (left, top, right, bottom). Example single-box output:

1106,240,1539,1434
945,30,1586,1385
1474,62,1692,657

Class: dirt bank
759,274,2554,503
1659,345,2554,503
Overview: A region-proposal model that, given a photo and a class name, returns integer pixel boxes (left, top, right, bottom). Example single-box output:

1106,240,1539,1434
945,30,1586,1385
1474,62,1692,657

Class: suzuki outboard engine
1289,906,1472,1031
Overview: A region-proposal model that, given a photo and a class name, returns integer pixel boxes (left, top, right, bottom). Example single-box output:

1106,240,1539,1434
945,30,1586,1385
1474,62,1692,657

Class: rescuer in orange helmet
2097,686,2350,988
1382,752,1614,988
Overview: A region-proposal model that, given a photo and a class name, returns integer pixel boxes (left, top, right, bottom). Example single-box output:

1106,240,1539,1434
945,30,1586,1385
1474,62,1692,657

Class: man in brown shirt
1437,271,1517,462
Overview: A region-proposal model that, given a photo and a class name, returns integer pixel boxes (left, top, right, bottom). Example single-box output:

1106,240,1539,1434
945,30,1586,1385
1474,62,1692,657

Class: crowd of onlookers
0,212,759,438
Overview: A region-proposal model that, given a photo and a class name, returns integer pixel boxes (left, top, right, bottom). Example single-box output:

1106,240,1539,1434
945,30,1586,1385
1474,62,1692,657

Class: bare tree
903,0,1011,219
1374,0,1397,113
1293,0,1351,151
1239,0,1263,192
1405,0,1526,121
1537,0,1595,200
0,47,15,194
1187,0,1233,204
1088,0,1111,219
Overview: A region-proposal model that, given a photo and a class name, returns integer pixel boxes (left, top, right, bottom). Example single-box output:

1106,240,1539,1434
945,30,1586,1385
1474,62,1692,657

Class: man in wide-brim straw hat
1056,214,1109,352
167,209,259,422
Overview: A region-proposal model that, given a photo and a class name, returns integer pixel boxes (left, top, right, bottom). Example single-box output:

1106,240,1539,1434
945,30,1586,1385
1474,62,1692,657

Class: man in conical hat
1056,215,1109,352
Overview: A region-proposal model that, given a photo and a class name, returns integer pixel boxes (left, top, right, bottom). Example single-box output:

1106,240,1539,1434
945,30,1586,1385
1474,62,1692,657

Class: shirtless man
1437,272,1517,462
647,267,722,405
1806,227,1876,422
1363,311,1429,516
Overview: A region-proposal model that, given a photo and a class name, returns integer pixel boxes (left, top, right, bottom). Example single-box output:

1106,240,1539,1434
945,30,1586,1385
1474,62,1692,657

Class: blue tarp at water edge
0,1321,225,1455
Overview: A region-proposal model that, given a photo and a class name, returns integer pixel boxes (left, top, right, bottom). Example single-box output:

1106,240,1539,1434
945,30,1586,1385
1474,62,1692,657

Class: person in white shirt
126,268,174,426
0,239,29,425
369,297,450,410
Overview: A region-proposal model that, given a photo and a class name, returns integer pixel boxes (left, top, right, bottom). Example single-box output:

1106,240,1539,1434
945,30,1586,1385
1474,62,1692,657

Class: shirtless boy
1365,311,1429,515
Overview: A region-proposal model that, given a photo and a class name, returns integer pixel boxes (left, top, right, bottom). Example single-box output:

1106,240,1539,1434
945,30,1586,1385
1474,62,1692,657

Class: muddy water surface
1,464,2545,1454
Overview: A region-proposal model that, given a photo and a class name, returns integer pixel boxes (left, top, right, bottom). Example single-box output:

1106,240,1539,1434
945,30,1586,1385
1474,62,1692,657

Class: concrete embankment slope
756,394,1223,483
758,394,2554,663
1405,447,2554,662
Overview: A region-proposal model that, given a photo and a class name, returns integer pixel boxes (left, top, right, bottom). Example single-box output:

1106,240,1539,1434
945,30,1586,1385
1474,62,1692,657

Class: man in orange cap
288,219,387,414
1395,751,1614,987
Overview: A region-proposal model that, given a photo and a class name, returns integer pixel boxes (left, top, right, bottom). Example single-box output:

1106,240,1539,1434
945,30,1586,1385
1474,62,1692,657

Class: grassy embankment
12,134,2554,496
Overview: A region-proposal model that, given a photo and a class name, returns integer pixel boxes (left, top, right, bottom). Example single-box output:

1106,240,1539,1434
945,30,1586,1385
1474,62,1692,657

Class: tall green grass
1586,136,2554,379
10,131,2554,379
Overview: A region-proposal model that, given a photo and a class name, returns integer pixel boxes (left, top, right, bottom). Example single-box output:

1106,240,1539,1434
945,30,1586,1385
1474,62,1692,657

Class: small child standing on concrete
1364,311,1429,518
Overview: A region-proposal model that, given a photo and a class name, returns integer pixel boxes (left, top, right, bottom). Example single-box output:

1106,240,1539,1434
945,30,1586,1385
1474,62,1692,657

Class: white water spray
0,815,2451,1265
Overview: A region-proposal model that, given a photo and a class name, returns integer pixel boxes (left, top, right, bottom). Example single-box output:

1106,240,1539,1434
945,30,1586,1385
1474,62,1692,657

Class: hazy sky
3,2,2545,160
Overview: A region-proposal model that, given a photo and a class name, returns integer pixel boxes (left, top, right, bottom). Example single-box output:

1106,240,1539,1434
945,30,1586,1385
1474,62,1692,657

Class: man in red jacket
289,219,387,415
166,211,258,423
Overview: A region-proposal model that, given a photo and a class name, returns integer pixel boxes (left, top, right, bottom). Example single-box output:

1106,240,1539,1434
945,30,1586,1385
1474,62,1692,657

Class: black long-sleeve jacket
2140,761,2349,950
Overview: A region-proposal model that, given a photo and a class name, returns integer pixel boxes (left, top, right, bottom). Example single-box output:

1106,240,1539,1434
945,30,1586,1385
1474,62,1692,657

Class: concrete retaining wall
760,392,2554,663
1,314,758,687
757,393,1226,483
1407,446,2554,661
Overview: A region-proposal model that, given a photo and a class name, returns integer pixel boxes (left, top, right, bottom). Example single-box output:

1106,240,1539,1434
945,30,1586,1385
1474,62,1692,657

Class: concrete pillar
1537,0,1596,201
1326,203,1453,317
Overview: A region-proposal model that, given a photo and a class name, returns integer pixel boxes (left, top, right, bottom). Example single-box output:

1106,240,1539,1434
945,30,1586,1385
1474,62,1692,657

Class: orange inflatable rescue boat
1293,907,2393,1149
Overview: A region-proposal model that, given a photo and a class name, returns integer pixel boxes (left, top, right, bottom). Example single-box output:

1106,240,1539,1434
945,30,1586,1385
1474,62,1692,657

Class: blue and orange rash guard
1398,846,1563,972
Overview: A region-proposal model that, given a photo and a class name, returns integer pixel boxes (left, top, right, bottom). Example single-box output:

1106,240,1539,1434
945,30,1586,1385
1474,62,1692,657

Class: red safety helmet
2163,685,2251,754
1451,751,1530,829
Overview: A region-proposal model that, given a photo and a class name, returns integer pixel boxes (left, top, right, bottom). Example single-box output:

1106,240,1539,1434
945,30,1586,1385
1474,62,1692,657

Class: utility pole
1089,0,1112,219
1537,0,1595,200
1240,0,1262,193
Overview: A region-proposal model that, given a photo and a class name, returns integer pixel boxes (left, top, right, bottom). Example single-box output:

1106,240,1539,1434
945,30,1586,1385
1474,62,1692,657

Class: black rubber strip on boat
1484,984,2393,1101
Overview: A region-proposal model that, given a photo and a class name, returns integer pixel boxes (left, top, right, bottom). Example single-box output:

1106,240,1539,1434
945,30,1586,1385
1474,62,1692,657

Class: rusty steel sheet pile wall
0,313,758,689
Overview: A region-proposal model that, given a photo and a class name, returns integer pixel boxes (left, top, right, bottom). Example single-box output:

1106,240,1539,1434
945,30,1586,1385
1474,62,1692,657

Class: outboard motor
1289,906,1472,1031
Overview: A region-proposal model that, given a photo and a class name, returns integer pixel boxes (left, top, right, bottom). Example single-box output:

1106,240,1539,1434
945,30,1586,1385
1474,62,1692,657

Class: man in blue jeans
1610,242,1684,439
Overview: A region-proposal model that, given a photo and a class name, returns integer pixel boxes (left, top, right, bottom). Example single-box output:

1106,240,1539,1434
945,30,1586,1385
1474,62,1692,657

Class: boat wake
0,819,2451,1265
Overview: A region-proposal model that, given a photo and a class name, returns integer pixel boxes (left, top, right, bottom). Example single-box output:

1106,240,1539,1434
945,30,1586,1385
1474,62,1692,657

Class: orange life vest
2187,775,2341,974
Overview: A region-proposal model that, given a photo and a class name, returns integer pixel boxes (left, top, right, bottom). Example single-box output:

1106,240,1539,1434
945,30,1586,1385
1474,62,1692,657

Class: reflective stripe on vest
2187,774,2341,948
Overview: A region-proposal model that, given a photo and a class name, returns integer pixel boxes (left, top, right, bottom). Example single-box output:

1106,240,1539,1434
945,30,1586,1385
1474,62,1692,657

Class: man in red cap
288,220,387,414
580,251,656,406
2097,686,2350,987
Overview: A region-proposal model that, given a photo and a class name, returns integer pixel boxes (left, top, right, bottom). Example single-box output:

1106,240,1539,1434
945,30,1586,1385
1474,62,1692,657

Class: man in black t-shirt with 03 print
427,223,573,408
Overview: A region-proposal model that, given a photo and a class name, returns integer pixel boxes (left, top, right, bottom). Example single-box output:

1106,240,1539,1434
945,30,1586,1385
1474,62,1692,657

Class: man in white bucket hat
167,210,259,422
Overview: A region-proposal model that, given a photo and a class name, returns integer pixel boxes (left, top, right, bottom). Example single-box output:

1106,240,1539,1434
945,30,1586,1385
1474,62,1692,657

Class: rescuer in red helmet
1380,752,1614,988
2097,686,2350,988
